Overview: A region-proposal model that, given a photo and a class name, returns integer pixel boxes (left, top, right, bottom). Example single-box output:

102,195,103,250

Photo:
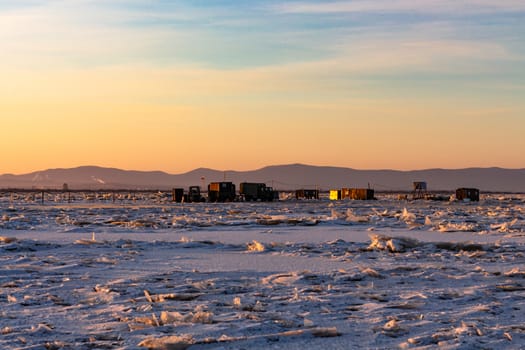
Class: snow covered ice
1,193,525,349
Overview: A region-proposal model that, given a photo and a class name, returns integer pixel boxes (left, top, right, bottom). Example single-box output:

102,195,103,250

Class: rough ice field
1,194,524,349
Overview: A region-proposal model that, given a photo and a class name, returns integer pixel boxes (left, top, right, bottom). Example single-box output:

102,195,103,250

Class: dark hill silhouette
0,164,524,192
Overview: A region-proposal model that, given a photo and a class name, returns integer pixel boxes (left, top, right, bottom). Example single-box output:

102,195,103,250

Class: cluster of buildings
172,182,278,203
5,180,481,204
171,181,480,203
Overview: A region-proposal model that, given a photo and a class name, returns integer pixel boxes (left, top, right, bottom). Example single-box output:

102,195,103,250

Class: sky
1,0,524,174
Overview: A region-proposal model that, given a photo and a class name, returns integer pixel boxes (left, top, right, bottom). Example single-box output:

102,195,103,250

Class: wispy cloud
274,0,525,15
1,1,523,90
0,1,198,68
0,1,282,68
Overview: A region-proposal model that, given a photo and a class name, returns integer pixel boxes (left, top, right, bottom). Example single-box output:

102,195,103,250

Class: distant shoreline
1,164,524,192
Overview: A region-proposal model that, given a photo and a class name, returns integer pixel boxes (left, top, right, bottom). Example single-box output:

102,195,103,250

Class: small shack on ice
296,189,319,200
239,182,276,202
456,188,480,202
208,182,236,202
172,188,185,202
329,189,341,200
342,188,375,200
329,188,375,200
172,186,205,203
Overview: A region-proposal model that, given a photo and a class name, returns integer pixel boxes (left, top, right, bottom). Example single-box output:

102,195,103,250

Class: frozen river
1,195,524,349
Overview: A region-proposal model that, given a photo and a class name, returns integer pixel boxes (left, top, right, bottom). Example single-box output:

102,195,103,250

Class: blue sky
3,0,524,69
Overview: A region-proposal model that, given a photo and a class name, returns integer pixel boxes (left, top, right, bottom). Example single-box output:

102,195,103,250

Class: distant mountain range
0,164,524,192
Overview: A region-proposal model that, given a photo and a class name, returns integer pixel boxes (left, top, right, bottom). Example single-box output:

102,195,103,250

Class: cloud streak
274,0,525,15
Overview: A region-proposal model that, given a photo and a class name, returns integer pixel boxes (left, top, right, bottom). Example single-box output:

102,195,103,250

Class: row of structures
329,188,375,201
455,188,480,202
172,181,480,203
292,187,478,202
172,182,323,202
172,182,279,203
1,184,480,204
410,181,480,202
173,184,372,202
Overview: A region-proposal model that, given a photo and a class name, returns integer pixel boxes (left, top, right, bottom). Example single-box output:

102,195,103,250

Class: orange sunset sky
1,1,524,174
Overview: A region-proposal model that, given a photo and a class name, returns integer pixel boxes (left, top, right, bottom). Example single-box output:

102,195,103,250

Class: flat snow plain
1,193,525,349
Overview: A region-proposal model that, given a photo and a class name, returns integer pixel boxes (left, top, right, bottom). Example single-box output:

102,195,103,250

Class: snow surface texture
1,194,524,349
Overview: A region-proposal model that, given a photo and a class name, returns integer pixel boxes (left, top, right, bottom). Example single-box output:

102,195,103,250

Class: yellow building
329,190,341,200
